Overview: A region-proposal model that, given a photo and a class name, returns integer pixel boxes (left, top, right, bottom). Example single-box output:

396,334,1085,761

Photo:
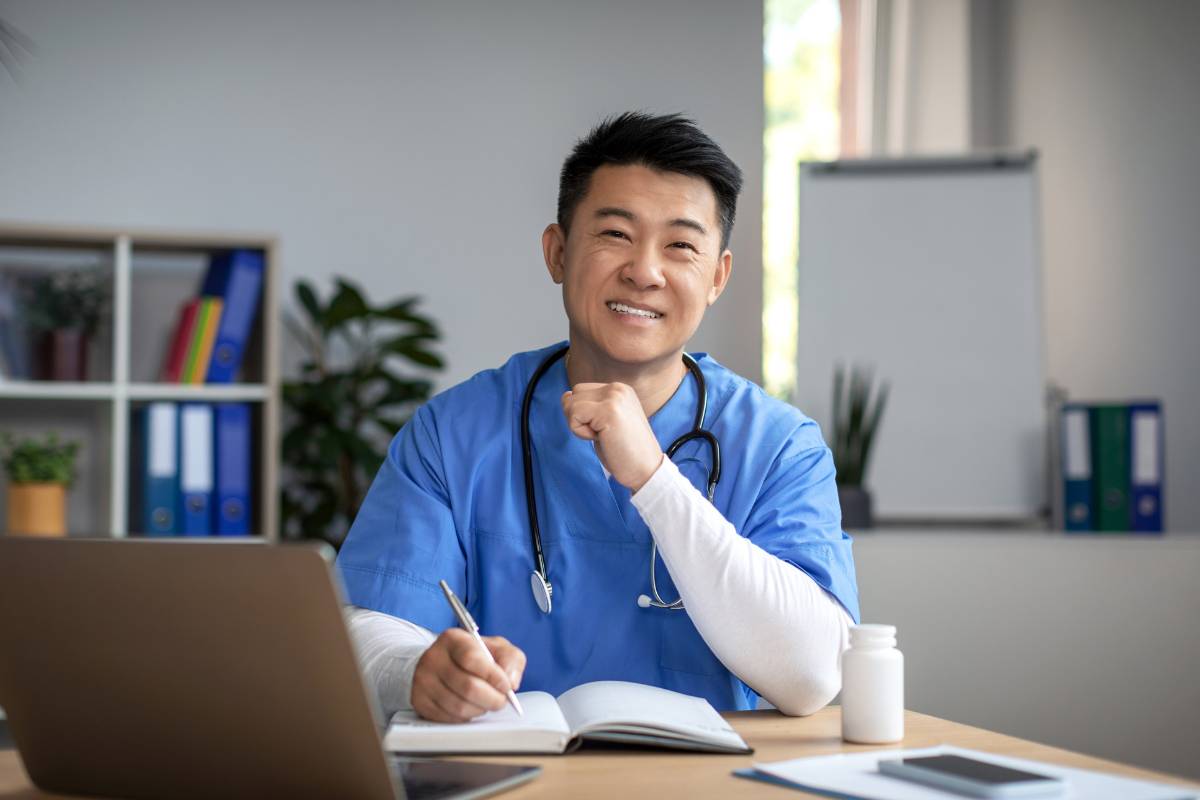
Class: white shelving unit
0,223,280,540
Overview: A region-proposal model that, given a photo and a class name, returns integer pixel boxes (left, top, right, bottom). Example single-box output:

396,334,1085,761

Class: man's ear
707,249,733,305
542,223,567,284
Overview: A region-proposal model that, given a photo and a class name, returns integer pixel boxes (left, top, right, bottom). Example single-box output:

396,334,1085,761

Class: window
763,0,842,398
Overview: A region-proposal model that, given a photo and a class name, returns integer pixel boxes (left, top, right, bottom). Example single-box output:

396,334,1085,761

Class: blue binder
201,250,264,384
214,403,252,536
143,402,178,535
179,403,214,535
1060,403,1093,531
1129,402,1163,533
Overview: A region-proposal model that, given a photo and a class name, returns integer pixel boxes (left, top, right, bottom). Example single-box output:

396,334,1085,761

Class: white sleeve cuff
345,607,437,717
630,452,685,514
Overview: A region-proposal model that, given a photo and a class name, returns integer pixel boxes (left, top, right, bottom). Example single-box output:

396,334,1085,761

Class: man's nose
621,246,667,289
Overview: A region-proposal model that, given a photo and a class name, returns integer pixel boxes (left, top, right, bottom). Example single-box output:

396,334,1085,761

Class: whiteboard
794,155,1045,520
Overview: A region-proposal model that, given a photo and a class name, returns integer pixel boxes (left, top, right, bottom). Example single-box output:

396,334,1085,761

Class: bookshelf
0,222,280,540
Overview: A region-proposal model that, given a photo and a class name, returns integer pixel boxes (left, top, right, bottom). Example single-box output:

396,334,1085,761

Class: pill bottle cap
849,623,897,648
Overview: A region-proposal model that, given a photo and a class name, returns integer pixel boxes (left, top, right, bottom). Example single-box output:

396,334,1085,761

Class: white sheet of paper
750,745,1196,800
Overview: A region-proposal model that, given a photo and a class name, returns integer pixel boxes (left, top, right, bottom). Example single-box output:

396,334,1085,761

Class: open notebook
384,680,752,755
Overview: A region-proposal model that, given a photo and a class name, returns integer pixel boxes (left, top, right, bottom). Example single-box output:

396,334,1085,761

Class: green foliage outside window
764,0,841,399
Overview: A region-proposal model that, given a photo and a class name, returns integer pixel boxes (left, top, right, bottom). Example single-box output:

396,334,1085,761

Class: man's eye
670,241,697,251
602,230,629,240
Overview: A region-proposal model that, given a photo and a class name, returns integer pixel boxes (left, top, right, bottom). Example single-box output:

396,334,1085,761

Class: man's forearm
631,457,852,715
344,607,436,718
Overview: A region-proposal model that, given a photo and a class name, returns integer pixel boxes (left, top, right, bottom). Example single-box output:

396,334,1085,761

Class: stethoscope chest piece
531,571,553,614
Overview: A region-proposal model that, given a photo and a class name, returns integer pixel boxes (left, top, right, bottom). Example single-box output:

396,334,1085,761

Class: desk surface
1,707,1196,799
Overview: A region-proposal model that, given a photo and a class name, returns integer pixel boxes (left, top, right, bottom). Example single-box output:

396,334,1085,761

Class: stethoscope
520,344,721,615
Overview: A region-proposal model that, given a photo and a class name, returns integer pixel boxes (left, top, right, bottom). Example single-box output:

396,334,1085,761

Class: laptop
0,537,540,800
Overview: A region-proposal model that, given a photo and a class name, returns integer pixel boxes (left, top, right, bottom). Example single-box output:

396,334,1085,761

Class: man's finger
412,660,483,723
431,671,492,720
486,638,527,690
567,382,610,394
446,635,513,692
440,664,508,713
564,398,611,432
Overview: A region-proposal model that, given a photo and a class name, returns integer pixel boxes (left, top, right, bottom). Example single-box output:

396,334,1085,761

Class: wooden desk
2,708,1196,798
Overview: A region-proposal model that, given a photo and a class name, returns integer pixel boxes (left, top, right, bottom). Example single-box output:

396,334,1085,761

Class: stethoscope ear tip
636,594,652,609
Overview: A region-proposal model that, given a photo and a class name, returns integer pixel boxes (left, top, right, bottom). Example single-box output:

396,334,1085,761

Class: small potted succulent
1,432,79,536
27,268,110,381
831,364,889,529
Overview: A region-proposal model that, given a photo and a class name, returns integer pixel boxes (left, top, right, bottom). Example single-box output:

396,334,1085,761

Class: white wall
0,0,763,388
855,530,1200,780
876,0,971,153
992,0,1200,530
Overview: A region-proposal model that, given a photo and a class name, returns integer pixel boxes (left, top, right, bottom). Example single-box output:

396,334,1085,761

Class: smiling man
337,112,860,723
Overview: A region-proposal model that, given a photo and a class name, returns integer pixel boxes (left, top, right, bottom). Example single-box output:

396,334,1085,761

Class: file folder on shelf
143,403,178,535
161,299,199,382
181,298,223,384
1060,404,1093,532
201,250,264,384
179,404,214,536
1129,402,1164,533
1091,404,1130,532
214,403,252,536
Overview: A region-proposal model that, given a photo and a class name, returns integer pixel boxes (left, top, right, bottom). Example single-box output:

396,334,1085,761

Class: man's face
543,163,732,370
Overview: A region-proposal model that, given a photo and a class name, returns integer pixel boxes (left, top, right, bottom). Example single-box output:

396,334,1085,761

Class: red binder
161,299,200,382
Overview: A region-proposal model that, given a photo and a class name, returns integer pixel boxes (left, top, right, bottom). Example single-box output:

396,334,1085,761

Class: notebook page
557,681,746,749
384,691,570,753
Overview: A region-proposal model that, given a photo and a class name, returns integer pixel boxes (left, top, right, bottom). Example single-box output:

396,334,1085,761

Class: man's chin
594,340,682,370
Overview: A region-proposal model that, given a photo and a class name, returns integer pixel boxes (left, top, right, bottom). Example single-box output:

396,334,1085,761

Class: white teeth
607,302,661,319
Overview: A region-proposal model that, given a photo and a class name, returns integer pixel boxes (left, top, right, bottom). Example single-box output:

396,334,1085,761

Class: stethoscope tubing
521,345,720,614
519,345,566,589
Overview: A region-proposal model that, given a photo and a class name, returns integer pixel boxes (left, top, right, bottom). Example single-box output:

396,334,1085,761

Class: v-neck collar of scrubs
527,352,704,543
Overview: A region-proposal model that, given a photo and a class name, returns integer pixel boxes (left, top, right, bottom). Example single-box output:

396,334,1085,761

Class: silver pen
438,579,524,717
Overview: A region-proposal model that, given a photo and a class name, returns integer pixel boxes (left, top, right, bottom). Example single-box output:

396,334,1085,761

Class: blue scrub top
337,343,860,711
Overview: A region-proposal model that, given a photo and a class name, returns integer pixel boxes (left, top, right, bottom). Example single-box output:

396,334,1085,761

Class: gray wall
990,0,1200,531
855,530,1200,780
0,0,763,388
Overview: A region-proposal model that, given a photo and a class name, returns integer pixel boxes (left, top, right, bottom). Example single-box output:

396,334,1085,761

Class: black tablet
392,759,542,800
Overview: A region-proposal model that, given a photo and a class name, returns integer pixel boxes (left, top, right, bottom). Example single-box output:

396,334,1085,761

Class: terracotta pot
6,482,67,536
35,329,89,381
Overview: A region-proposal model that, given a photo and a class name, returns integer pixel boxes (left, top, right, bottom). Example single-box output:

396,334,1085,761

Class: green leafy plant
27,268,110,335
280,276,443,547
831,364,889,487
0,432,79,485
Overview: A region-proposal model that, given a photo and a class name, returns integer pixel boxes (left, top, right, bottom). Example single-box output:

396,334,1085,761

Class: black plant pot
838,484,874,530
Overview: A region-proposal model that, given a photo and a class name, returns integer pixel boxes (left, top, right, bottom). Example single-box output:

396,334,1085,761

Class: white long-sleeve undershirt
630,457,852,715
346,456,852,719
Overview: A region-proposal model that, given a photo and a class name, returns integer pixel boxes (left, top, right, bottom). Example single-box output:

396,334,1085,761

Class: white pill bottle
840,623,904,744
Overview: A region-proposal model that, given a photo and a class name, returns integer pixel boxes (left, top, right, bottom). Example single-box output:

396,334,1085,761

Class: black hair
556,112,744,251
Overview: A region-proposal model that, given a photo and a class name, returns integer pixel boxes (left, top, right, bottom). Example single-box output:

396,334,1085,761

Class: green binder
1091,404,1130,531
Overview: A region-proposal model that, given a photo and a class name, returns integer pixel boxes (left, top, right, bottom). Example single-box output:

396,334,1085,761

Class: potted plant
27,268,110,381
280,277,444,548
1,432,79,536
831,364,889,529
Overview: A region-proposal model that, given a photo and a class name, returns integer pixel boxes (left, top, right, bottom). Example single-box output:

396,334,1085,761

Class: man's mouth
607,301,662,319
